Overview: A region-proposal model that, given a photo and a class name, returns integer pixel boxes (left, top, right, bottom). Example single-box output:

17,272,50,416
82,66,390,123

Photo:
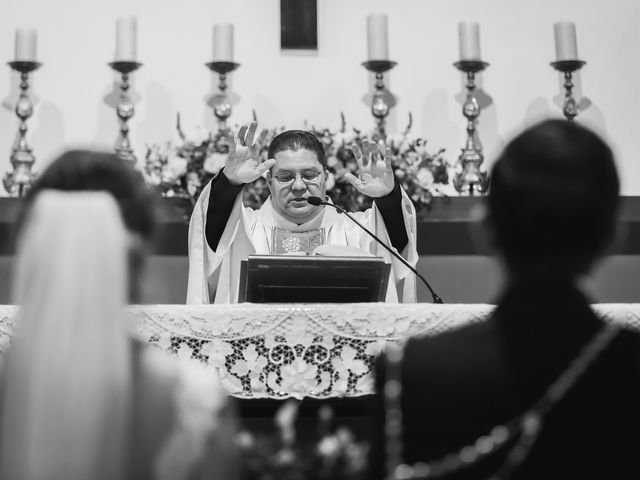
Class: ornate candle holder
108,60,142,163
362,60,397,140
206,61,240,132
3,61,42,196
453,60,490,195
550,59,586,121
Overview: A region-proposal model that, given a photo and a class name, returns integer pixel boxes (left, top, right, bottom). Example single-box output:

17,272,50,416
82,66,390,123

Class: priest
186,122,418,304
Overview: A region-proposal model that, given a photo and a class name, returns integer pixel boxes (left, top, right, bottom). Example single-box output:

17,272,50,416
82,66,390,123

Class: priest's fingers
361,140,372,169
371,140,382,166
350,143,364,171
383,147,393,169
344,172,365,190
254,129,269,151
371,142,384,166
237,125,249,146
257,158,276,174
226,131,237,157
244,121,258,147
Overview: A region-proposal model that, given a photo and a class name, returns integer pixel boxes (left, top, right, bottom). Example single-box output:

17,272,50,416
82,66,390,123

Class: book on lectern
238,255,390,303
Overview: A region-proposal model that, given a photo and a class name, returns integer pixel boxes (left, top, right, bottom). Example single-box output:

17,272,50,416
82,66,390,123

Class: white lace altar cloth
1,303,639,399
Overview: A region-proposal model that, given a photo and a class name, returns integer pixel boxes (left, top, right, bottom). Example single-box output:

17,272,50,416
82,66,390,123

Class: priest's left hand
344,139,395,198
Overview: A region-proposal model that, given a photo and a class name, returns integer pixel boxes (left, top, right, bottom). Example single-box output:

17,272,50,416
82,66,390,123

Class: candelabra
206,61,240,132
550,60,586,121
108,61,142,163
362,60,397,140
3,61,41,196
453,60,490,195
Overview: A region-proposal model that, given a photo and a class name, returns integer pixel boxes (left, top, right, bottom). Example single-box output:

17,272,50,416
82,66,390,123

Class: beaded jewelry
383,323,620,480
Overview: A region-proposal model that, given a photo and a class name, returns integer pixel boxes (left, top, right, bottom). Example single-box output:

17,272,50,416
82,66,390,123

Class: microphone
306,196,443,303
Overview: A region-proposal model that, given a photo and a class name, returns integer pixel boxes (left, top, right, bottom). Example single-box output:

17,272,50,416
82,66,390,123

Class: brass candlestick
108,60,142,163
206,61,240,132
362,60,397,140
453,60,490,195
550,59,586,121
3,61,42,196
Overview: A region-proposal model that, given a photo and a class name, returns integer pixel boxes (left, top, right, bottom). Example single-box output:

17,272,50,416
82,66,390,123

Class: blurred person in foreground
187,122,418,304
0,150,237,480
371,119,640,479
15,149,157,302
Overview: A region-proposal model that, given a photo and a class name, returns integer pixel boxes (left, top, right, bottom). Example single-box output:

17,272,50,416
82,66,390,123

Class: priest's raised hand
344,139,395,198
187,127,419,304
224,121,274,185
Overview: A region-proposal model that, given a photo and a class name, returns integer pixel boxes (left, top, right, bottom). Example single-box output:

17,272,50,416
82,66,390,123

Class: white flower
168,155,188,177
405,151,420,165
327,155,340,168
146,171,162,187
235,431,255,449
201,339,234,367
275,400,299,439
160,155,187,184
333,131,355,146
317,435,341,458
332,346,369,377
280,358,319,394
204,152,227,174
416,167,434,188
231,344,268,377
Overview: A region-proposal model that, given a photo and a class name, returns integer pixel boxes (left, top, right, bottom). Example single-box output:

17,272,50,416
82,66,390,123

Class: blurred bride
0,188,236,479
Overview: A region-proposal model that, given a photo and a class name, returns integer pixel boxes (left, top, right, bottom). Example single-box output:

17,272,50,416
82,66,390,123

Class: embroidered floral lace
1,304,638,399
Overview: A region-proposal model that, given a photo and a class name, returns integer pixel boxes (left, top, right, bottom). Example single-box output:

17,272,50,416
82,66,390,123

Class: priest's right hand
223,122,275,186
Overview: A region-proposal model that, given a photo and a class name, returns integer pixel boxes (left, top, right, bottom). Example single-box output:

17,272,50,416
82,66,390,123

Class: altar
2,303,639,399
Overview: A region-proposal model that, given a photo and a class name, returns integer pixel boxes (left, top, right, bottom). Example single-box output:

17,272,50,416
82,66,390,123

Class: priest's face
267,148,327,224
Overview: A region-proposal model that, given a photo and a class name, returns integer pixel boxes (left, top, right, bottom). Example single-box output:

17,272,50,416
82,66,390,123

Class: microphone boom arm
306,196,443,303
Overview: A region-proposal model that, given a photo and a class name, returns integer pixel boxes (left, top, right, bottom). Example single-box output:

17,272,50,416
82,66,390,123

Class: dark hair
488,119,619,278
19,150,157,242
267,130,327,167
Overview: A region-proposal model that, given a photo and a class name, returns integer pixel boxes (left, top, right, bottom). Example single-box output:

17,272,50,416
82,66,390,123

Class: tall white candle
458,22,481,61
15,29,37,62
212,24,234,62
115,16,137,61
367,14,389,60
554,22,578,61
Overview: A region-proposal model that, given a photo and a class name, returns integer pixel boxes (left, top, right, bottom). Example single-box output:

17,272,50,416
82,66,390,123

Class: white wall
1,0,638,194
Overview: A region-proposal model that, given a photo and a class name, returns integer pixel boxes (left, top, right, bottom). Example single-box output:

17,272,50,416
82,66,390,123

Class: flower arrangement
237,401,369,480
144,115,278,208
144,113,453,212
309,113,452,212
144,115,230,204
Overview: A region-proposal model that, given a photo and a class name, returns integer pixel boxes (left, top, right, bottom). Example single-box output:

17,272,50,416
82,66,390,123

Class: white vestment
187,179,418,304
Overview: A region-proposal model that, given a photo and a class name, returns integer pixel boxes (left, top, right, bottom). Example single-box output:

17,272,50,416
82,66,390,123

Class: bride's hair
0,190,132,479
19,149,156,242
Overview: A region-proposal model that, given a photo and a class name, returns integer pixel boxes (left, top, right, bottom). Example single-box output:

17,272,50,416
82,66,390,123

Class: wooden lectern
238,255,390,303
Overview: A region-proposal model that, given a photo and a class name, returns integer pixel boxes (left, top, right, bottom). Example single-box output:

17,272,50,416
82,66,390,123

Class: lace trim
0,304,637,399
